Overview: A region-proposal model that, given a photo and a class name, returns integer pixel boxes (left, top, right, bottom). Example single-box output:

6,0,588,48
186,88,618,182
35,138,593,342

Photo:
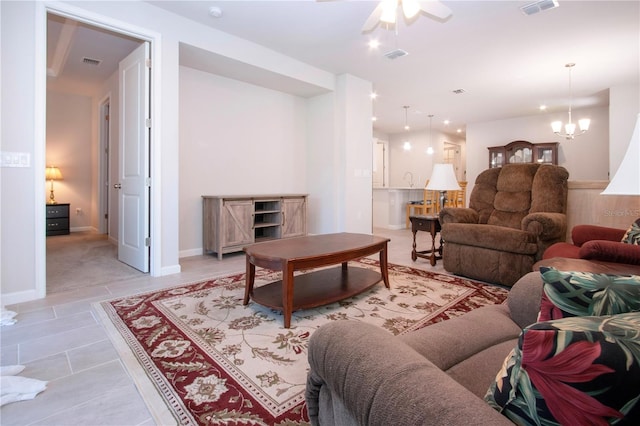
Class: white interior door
117,42,150,272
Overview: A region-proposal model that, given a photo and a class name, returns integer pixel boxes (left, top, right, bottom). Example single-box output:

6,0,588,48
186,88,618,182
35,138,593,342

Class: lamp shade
601,113,640,195
425,164,461,191
45,166,63,181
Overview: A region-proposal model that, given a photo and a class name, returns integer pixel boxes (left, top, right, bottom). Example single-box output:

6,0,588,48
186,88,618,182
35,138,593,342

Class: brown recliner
439,164,569,287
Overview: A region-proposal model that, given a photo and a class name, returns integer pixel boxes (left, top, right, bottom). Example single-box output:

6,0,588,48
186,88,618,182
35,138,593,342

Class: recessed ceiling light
443,120,450,125
208,6,223,18
539,105,547,111
457,128,462,133
368,39,380,49
372,116,377,121
370,92,378,100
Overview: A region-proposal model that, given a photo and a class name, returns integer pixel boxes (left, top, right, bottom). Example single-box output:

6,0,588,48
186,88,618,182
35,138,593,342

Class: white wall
336,74,373,234
609,84,640,176
1,1,372,304
466,106,609,186
387,129,465,188
178,66,308,255
1,1,40,298
46,91,94,230
306,92,338,234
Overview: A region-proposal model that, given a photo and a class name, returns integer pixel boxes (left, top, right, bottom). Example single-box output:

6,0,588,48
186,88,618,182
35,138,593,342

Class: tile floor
0,227,444,425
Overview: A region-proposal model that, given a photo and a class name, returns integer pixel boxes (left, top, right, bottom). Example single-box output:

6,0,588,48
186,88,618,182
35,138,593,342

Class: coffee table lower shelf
250,266,383,313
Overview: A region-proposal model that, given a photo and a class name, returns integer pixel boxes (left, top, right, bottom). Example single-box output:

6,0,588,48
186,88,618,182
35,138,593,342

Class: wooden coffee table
243,233,390,328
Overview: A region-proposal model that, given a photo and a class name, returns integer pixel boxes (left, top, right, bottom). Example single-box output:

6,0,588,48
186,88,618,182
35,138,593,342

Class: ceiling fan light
579,118,591,131
380,0,398,23
402,0,421,19
551,121,562,133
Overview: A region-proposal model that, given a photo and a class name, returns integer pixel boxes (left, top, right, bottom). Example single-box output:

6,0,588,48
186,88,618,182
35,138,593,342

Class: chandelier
551,63,590,140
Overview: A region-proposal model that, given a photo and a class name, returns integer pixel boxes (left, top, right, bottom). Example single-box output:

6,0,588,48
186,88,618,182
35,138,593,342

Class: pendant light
426,114,435,155
403,106,411,150
551,63,590,140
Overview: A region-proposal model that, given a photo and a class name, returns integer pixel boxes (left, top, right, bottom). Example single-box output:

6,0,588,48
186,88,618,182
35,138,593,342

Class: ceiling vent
520,0,559,16
384,49,408,60
82,57,102,66
452,88,466,94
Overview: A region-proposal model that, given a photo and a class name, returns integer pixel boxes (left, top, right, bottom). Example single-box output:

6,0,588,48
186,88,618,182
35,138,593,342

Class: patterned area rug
95,259,508,425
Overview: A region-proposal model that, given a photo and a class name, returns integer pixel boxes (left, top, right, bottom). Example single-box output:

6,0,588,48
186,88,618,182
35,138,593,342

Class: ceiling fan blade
361,2,386,32
419,0,453,21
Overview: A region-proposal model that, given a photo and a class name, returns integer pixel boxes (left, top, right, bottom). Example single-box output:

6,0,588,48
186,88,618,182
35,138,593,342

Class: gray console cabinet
202,194,307,260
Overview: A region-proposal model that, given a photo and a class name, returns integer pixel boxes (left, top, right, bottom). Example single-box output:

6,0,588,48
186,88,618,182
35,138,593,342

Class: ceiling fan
361,0,453,33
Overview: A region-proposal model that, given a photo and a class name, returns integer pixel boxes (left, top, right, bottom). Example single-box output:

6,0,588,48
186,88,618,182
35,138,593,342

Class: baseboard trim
387,224,406,230
70,226,97,233
159,265,181,276
179,248,203,258
2,289,43,306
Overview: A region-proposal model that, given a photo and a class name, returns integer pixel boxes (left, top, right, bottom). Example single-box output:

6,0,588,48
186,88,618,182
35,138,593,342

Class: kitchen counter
373,187,424,229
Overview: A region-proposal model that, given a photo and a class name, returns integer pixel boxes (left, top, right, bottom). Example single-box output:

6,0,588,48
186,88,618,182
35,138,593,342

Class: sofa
306,260,640,425
543,221,640,265
439,163,568,287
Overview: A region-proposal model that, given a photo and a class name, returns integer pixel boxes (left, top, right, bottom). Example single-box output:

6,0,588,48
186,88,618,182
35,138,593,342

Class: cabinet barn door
282,197,307,238
222,200,254,247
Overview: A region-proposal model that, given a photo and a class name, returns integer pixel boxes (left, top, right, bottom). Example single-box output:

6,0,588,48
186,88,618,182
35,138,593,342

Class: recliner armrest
522,212,566,241
439,207,479,224
572,224,626,246
579,240,640,265
306,321,512,426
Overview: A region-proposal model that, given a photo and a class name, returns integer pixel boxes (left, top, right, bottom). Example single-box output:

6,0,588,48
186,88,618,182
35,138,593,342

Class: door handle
114,183,122,189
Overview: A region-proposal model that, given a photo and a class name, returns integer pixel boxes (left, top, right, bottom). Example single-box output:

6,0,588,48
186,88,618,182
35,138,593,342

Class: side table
410,215,442,266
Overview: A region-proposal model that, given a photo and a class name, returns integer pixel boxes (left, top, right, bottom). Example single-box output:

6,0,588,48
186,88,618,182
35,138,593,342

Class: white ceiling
47,1,640,135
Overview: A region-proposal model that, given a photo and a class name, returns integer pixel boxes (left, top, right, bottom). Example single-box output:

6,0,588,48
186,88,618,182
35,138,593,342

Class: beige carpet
46,231,143,294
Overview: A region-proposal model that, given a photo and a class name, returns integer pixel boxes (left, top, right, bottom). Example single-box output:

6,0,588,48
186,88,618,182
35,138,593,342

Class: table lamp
45,166,63,204
426,163,461,212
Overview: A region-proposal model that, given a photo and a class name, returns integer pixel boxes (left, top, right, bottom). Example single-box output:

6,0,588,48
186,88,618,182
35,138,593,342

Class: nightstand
46,203,70,236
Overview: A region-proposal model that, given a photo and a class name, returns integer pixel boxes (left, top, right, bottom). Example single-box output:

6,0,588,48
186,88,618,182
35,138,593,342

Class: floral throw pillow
485,313,640,425
537,267,640,321
621,218,640,245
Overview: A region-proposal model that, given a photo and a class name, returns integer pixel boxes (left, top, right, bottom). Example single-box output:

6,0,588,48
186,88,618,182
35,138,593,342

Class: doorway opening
44,8,151,294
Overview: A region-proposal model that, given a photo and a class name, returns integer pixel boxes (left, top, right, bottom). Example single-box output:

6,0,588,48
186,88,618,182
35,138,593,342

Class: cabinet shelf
255,236,278,243
254,222,280,228
488,141,558,168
